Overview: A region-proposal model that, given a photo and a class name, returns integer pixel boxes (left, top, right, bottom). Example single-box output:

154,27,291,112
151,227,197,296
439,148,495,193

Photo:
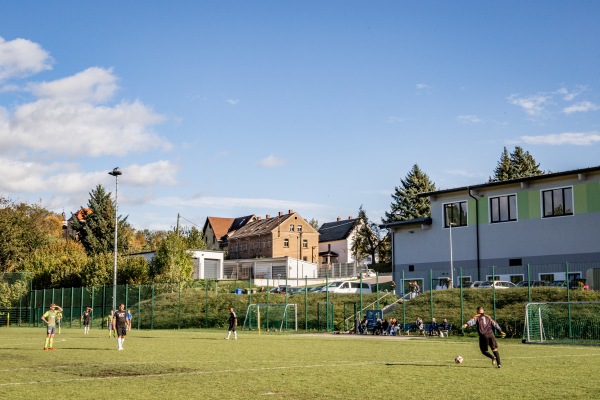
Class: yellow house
227,210,319,263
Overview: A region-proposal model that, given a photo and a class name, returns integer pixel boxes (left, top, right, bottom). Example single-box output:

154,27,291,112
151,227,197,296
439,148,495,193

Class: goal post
242,303,297,332
523,302,600,345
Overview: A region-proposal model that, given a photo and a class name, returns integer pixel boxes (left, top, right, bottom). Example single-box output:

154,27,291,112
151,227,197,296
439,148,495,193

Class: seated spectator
381,319,389,335
359,316,368,334
413,316,424,335
439,318,450,337
429,318,439,336
373,317,383,335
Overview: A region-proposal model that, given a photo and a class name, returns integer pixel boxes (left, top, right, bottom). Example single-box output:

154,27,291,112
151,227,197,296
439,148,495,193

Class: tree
22,240,87,289
308,218,319,230
70,185,131,256
150,230,194,282
351,206,387,265
490,146,542,182
383,164,436,223
0,198,61,272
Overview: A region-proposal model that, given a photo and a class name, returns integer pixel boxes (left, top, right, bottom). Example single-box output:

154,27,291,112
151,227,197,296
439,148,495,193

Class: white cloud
0,37,53,80
0,66,170,158
258,154,286,168
226,98,240,105
457,114,482,124
119,161,179,186
520,132,600,146
508,94,550,117
557,86,586,101
563,101,600,115
387,116,408,124
416,83,431,90
29,67,117,103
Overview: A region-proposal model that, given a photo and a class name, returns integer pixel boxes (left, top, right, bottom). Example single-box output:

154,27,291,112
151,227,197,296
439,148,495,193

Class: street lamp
108,167,122,312
449,222,456,288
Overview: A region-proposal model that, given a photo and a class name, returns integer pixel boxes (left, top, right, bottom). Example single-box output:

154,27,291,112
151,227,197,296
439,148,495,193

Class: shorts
83,321,90,327
47,326,56,335
107,323,113,330
479,333,498,353
228,324,236,332
116,326,127,336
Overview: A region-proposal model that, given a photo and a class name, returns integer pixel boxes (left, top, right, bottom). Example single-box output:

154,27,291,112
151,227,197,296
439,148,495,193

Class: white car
477,280,517,289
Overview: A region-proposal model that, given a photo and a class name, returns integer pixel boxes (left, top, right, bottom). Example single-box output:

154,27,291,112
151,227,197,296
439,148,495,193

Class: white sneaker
224,338,229,340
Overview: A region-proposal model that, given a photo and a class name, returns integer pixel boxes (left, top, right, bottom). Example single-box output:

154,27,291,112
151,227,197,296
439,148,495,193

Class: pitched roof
318,218,357,242
228,213,296,239
206,217,235,241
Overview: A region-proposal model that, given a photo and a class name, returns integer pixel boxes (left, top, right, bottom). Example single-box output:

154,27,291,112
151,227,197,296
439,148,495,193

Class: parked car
477,280,517,289
308,285,325,293
548,280,566,288
324,280,372,294
471,281,484,288
357,269,375,278
516,280,548,287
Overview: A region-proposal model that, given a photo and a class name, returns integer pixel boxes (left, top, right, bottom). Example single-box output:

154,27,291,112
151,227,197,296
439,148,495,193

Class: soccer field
1,328,598,399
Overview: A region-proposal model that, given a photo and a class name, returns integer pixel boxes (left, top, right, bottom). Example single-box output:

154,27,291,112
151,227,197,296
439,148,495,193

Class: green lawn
1,327,598,399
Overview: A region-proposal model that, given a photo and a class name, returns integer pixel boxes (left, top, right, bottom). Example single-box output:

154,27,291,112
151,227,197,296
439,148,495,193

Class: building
227,210,319,263
201,215,257,251
129,250,225,280
382,166,600,293
318,217,358,265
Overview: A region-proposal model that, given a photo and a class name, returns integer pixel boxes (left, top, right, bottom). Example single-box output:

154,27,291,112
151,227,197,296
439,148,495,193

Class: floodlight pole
108,167,122,312
449,222,455,288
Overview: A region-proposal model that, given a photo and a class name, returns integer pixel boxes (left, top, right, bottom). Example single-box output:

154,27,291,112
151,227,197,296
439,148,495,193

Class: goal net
523,302,600,345
242,303,298,332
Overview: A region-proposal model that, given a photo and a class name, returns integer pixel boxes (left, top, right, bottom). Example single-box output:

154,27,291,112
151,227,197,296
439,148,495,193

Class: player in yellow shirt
41,304,63,350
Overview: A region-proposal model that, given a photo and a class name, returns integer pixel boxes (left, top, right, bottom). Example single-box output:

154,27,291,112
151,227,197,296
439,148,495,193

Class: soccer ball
455,356,463,364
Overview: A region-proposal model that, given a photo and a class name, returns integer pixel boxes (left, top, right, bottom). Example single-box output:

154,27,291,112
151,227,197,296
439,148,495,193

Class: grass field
1,327,599,399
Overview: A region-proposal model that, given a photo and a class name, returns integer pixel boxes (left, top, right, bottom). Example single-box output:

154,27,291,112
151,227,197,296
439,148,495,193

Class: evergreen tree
70,185,131,256
490,146,542,182
352,206,387,265
383,164,436,223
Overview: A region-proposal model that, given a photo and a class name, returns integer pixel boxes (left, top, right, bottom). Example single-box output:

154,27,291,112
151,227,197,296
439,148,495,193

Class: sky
1,1,599,232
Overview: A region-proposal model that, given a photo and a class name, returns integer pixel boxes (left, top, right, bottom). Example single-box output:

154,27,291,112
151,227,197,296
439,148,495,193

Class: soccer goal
523,302,600,345
242,303,298,332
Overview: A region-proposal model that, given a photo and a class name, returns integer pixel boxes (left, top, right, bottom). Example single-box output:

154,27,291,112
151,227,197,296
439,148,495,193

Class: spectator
429,318,439,336
381,319,389,335
359,316,368,334
414,316,424,335
373,317,383,335
439,318,450,337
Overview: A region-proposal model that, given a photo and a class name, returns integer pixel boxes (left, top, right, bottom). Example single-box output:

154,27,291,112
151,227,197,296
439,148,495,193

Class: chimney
337,217,341,221
288,209,293,214
266,214,270,219
279,211,283,217
348,216,353,220
256,216,261,221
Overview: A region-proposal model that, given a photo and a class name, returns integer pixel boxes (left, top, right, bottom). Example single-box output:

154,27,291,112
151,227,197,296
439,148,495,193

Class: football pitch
1,328,598,399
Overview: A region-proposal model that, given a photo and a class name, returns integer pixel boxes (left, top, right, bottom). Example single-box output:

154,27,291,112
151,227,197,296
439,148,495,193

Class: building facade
382,166,600,293
227,211,320,263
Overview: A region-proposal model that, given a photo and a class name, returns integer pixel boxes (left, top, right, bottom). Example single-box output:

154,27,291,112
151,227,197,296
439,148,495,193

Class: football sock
234,332,237,339
44,338,49,348
493,351,501,365
482,351,494,360
49,337,54,347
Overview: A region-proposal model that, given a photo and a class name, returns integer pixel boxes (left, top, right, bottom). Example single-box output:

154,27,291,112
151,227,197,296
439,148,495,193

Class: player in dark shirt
225,307,238,340
113,303,128,350
463,306,506,368
81,307,92,334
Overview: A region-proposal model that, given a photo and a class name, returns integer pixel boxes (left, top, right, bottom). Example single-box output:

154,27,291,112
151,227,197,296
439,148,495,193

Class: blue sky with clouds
1,1,599,231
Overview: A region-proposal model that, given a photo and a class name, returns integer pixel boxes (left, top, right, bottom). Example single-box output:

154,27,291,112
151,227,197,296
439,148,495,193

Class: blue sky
1,1,599,231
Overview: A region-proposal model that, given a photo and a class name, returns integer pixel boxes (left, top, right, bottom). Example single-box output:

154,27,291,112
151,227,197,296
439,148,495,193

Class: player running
462,306,506,368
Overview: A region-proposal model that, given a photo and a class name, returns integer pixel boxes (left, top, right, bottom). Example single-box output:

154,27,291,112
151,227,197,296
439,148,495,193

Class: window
542,187,573,217
297,225,302,232
444,201,467,227
303,239,308,248
284,239,289,247
509,258,522,267
267,240,271,248
408,265,415,272
289,224,295,232
490,194,517,223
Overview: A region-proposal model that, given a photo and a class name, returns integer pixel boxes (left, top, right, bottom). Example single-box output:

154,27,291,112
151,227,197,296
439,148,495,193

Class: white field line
2,353,600,387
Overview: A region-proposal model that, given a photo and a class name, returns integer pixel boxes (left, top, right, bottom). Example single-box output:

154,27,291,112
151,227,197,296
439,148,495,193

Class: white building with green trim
381,165,600,293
